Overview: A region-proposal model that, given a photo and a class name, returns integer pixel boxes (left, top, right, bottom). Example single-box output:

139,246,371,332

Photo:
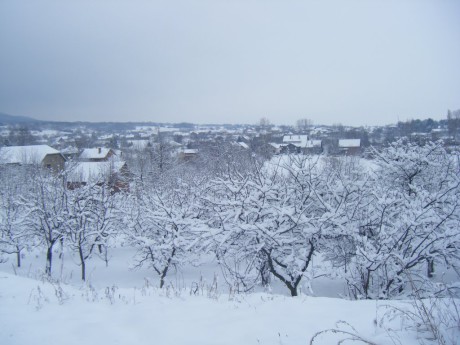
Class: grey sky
0,0,459,126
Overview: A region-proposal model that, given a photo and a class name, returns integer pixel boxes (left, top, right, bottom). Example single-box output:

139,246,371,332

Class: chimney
98,147,101,154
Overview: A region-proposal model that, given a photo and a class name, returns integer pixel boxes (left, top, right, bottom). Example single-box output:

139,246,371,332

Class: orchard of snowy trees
1,139,459,300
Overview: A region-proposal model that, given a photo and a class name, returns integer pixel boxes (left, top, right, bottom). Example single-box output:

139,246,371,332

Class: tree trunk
427,258,435,278
259,261,271,286
288,284,298,297
264,241,315,297
46,245,53,275
159,263,170,289
17,252,21,268
159,248,176,288
16,248,21,268
79,245,86,281
81,260,86,281
59,238,64,259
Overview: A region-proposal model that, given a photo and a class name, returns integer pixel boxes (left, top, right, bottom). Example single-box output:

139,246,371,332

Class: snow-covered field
0,247,449,345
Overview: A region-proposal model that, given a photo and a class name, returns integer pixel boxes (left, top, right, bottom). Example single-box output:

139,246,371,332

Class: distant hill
0,112,41,125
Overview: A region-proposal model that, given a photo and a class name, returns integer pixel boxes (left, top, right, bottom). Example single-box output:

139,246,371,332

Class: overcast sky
0,0,459,126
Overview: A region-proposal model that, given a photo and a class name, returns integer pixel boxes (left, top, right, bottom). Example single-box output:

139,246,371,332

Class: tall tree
7,125,36,146
0,168,32,267
27,169,68,275
123,177,206,288
204,155,368,296
296,118,312,132
447,109,460,140
66,182,118,281
346,141,460,299
258,117,271,129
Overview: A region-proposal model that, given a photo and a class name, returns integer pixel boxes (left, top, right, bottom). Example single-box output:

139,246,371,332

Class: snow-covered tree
192,139,256,180
27,169,68,276
149,133,178,179
205,155,368,296
0,168,33,267
66,182,118,281
346,141,460,299
122,177,205,288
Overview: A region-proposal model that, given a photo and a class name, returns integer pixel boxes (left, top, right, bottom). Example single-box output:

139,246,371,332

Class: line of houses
0,134,365,192
266,135,361,156
0,145,130,192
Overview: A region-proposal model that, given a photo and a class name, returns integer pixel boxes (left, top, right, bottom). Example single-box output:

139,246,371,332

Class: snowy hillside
1,270,421,345
1,247,458,345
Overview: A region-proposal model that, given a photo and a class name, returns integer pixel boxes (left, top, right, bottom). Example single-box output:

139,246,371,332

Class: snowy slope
1,246,458,345
0,272,420,345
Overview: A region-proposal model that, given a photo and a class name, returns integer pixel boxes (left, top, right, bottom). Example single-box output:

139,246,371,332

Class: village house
268,143,282,155
279,135,322,154
178,148,198,161
338,139,361,155
304,140,323,154
66,160,130,192
280,143,301,154
79,147,116,162
0,144,66,171
282,135,309,147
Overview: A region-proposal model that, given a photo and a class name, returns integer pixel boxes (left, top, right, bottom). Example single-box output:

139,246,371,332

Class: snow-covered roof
182,149,198,154
99,134,114,140
0,145,61,165
282,135,309,147
79,148,113,160
168,141,182,147
238,142,250,149
66,161,127,183
61,146,79,155
338,139,361,148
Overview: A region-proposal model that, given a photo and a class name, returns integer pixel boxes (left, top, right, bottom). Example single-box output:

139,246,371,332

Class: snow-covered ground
0,272,417,345
0,247,346,297
1,247,454,345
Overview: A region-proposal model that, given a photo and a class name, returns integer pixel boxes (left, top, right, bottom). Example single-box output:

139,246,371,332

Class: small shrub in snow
310,320,378,345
